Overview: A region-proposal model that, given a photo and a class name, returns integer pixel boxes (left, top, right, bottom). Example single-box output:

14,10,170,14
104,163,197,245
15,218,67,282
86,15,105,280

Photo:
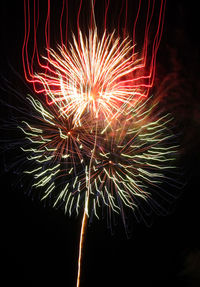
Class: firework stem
76,198,88,287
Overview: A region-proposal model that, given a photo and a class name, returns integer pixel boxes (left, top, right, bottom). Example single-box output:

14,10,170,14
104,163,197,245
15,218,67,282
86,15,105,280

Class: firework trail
2,1,181,286
17,93,178,286
22,0,166,101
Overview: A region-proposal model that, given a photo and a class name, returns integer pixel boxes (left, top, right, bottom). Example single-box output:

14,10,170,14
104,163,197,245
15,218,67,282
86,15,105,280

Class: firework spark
17,91,179,287
35,29,145,126
2,1,179,287
19,94,178,222
22,0,166,102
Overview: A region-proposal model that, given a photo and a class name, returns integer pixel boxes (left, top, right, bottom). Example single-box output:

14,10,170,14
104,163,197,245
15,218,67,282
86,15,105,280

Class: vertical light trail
76,120,98,286
76,199,88,287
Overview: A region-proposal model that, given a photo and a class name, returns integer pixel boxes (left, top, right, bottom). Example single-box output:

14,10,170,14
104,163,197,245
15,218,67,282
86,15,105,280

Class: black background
1,1,200,286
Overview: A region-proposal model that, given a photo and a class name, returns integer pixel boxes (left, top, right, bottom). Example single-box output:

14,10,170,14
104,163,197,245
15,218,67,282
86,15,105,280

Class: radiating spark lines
11,1,177,287
19,95,178,221
18,91,179,287
34,29,145,125
22,0,166,101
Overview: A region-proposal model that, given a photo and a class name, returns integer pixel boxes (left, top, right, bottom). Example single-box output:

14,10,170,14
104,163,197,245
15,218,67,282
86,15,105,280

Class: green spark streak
19,91,178,220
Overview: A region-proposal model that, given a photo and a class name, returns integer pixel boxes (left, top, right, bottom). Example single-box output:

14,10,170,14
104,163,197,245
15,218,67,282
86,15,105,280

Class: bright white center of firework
89,89,97,101
37,29,143,126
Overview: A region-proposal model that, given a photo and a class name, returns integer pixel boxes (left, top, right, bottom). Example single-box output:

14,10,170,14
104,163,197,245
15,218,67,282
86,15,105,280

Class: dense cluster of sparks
35,30,144,125
2,1,179,286
20,92,178,220
19,29,178,223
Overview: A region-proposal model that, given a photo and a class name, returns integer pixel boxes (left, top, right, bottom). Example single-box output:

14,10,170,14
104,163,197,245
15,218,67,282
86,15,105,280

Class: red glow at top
22,0,166,117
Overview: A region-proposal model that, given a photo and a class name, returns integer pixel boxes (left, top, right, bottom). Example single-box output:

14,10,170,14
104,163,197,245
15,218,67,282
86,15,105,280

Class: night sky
1,1,200,287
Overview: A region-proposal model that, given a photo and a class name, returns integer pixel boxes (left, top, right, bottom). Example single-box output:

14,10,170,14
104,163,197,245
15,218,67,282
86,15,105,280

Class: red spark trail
20,2,168,287
22,0,166,101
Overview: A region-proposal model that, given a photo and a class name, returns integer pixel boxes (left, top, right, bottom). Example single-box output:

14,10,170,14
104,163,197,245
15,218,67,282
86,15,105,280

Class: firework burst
33,29,145,126
19,94,178,222
1,1,181,287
